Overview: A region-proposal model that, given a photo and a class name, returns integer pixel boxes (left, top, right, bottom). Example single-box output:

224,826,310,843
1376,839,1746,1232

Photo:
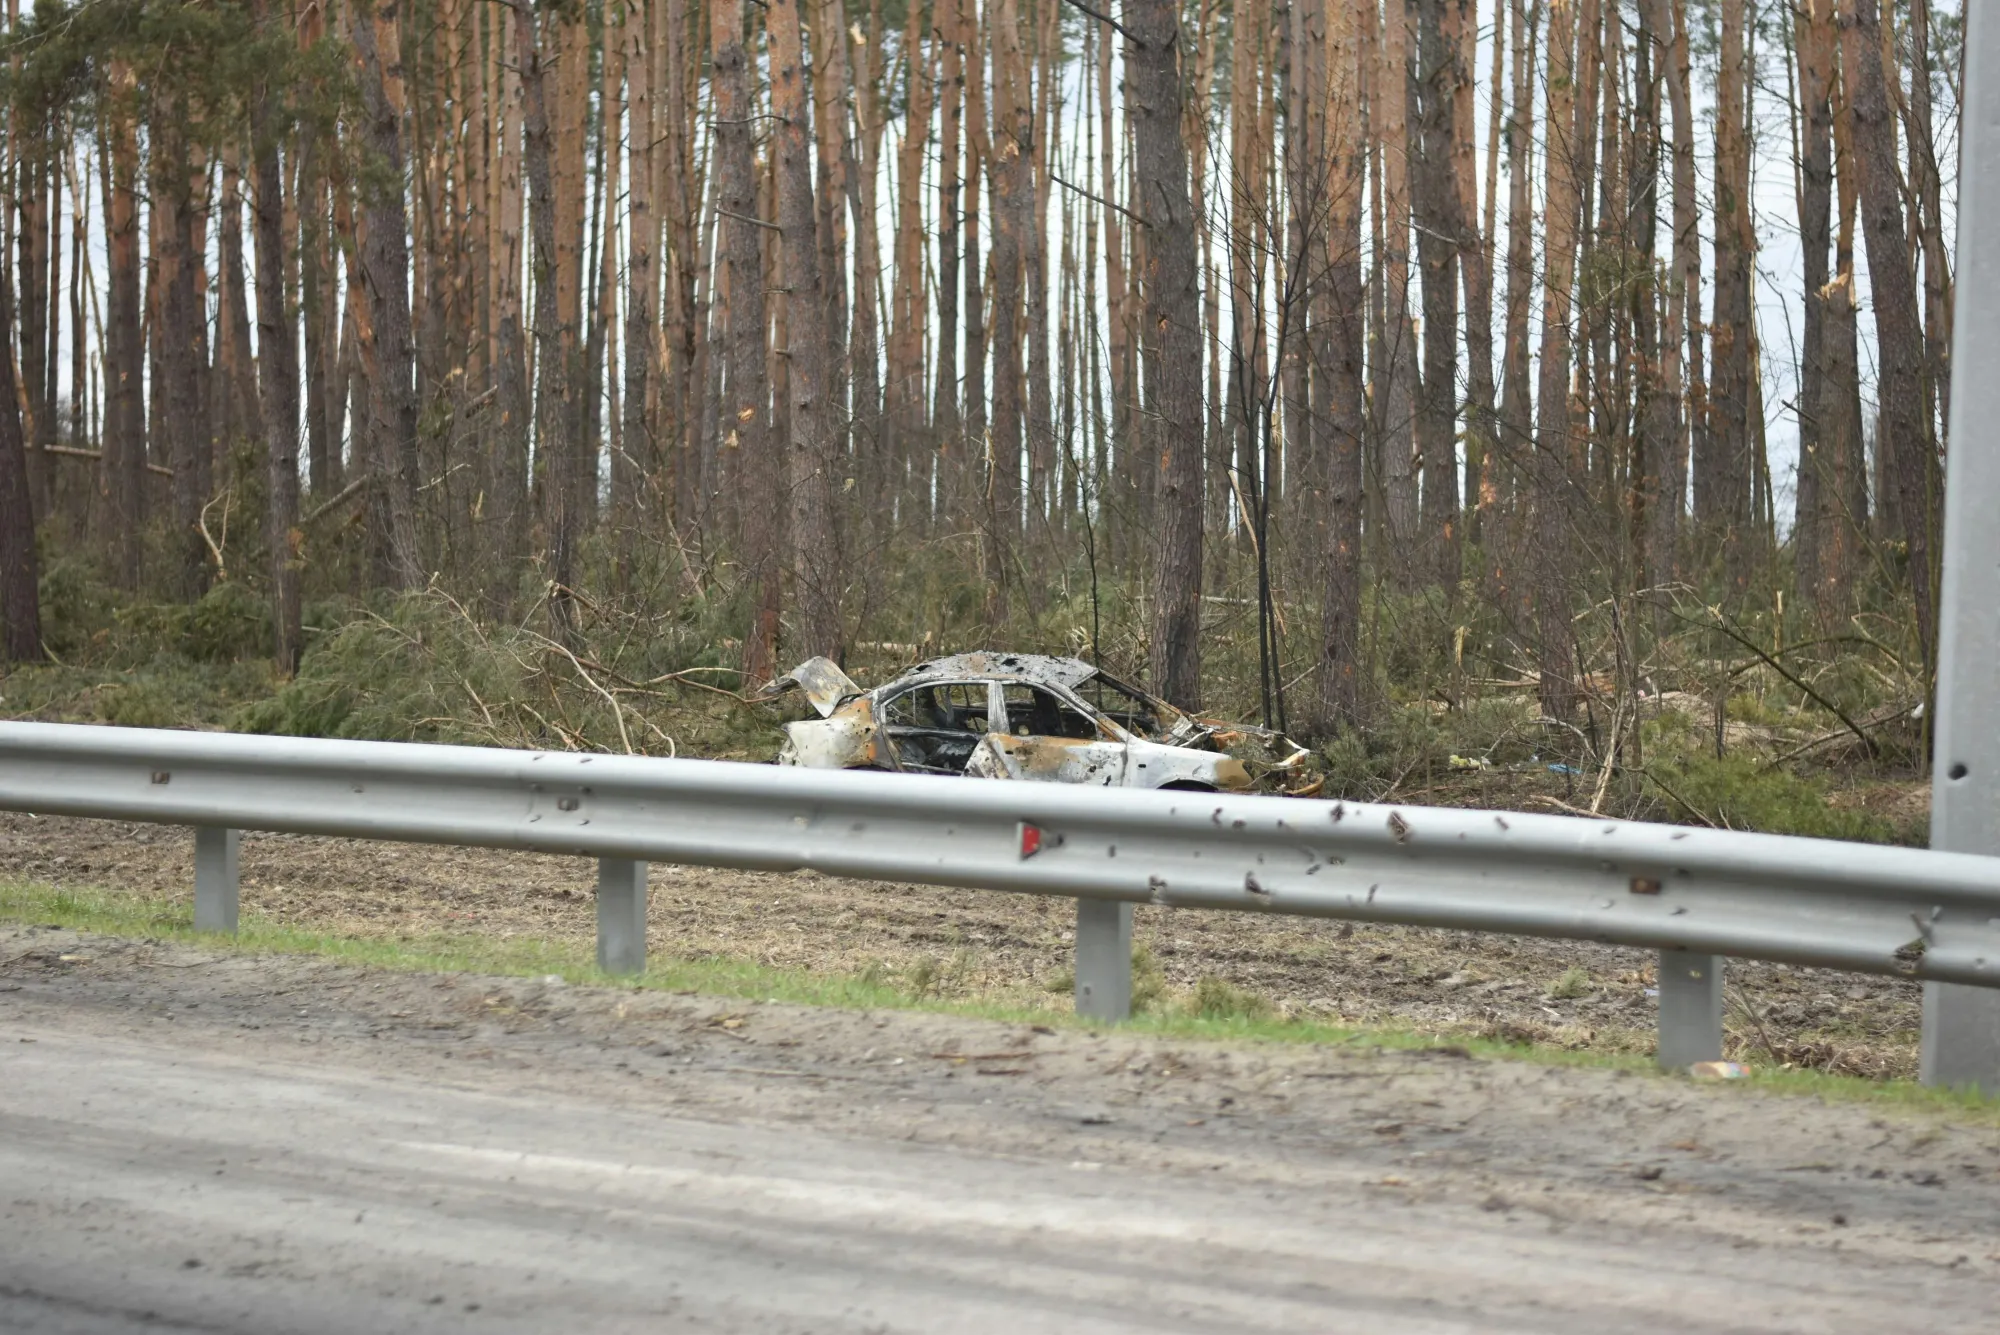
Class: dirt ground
0,810,1923,1077
3,919,1999,1314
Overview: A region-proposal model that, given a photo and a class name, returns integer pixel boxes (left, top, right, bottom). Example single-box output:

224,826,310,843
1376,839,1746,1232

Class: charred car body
765,652,1316,794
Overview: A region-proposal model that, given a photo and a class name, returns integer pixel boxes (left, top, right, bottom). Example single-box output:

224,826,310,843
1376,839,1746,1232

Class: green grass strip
3,877,1993,1122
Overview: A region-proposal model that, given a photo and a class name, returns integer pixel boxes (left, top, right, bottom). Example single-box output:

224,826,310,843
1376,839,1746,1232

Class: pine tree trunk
888,4,933,511
1903,0,1949,437
1377,0,1418,585
1667,0,1706,572
352,0,424,591
1413,0,1461,585
1023,3,1055,545
1458,0,1496,548
0,261,42,661
713,0,780,681
1127,0,1204,708
621,0,656,519
769,0,842,658
934,0,965,490
1496,0,1537,608
1793,0,1837,615
1634,0,1680,606
1705,0,1754,588
1842,0,1939,671
16,118,52,519
218,148,259,454
1535,0,1581,719
1313,0,1366,734
987,0,1028,606
155,119,209,600
251,3,302,673
810,0,852,479
510,0,578,634
102,65,146,587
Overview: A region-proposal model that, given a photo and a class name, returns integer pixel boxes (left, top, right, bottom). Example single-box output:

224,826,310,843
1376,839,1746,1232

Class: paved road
0,1020,1987,1334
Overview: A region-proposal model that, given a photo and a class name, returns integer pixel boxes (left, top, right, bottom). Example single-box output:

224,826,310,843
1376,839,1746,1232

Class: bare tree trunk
1704,0,1753,588
963,34,987,497
251,0,302,672
1633,0,1678,606
15,115,52,520
769,0,842,658
1819,4,1868,607
1903,0,1950,437
509,0,578,636
1126,0,1204,708
619,0,656,520
934,0,965,491
155,120,209,600
1413,0,1461,585
217,148,260,455
1313,0,1367,733
1024,1,1056,545
1534,0,1581,719
888,2,934,515
1793,0,1836,615
352,0,424,591
1842,0,1939,672
0,259,42,660
1458,0,1496,549
847,0,886,494
1377,0,1418,585
1668,0,1706,574
102,64,145,587
807,0,852,521
987,0,1029,610
1496,0,1537,609
713,0,779,681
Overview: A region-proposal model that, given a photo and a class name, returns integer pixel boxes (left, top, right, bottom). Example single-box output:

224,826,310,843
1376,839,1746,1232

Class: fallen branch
303,474,376,526
43,444,173,478
524,629,637,755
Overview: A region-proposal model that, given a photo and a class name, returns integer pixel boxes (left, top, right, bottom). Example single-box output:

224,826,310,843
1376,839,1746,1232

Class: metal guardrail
4,721,2000,1072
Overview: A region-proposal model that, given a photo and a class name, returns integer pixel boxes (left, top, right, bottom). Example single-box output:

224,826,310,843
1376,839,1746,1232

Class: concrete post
1657,950,1723,1071
1074,898,1133,1021
193,827,240,934
1924,2,2000,1094
596,858,648,976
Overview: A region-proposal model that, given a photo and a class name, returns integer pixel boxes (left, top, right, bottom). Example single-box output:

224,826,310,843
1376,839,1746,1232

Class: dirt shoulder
2,920,1997,1291
2,810,1924,1076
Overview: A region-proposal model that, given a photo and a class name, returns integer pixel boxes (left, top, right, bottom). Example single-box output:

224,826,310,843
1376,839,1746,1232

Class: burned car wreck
763,652,1318,794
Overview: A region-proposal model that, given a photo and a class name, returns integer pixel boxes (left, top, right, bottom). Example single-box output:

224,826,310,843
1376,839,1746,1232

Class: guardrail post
1074,898,1132,1021
596,857,647,975
1923,0,2000,1096
1656,951,1722,1071
193,827,239,933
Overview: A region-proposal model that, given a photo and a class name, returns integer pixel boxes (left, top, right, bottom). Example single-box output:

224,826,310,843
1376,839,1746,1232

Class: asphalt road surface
3,927,1997,1332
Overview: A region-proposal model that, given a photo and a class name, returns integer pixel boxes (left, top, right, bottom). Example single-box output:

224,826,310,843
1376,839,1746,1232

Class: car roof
882,652,1101,693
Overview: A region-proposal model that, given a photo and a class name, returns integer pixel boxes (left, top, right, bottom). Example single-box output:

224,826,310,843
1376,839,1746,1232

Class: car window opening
1001,685,1100,741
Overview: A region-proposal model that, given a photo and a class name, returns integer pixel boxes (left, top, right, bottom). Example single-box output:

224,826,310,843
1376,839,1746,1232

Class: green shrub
1549,966,1590,1000
1648,748,1904,844
93,678,180,729
1187,975,1273,1021
116,582,271,664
